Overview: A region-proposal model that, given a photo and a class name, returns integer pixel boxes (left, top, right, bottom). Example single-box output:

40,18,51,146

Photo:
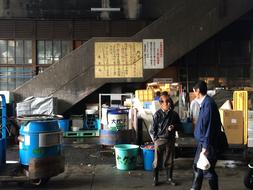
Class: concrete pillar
123,0,140,20
100,0,110,20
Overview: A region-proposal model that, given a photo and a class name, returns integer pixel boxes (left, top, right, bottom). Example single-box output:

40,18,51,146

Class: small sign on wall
153,78,173,84
143,39,164,69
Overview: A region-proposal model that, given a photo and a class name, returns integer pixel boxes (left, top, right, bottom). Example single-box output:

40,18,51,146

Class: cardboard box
219,109,244,144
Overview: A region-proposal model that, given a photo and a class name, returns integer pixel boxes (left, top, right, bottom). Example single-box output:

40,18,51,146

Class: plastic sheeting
16,96,57,117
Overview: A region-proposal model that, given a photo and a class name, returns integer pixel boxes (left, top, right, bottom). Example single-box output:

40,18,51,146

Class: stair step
64,130,99,138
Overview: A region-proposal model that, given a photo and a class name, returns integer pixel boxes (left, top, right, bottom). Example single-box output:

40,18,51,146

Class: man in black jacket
150,91,181,186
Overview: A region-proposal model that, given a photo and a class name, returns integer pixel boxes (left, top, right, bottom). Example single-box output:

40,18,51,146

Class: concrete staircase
14,0,253,113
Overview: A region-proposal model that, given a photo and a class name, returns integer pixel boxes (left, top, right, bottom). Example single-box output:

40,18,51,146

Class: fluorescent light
91,8,120,12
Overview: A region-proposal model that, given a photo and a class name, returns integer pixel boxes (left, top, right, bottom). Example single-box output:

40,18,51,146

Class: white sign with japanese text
143,39,164,69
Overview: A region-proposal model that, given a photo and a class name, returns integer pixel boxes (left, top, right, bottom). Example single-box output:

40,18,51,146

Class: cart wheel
244,169,253,189
31,177,50,186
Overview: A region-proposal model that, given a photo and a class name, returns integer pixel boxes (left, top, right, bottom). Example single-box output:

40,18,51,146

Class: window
0,40,33,90
37,40,72,64
0,40,32,65
0,67,33,90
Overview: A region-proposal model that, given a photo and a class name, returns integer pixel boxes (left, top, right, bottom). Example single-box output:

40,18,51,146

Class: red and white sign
143,39,164,69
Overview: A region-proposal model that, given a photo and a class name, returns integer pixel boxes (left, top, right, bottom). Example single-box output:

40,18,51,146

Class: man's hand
201,148,208,156
168,125,174,131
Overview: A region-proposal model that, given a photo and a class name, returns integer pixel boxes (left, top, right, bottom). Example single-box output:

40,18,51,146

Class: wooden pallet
64,130,99,138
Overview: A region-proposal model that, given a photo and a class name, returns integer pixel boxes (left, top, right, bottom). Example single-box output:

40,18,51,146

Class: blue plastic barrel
58,119,70,132
0,94,6,168
114,144,139,170
0,139,5,167
19,120,62,166
141,145,155,171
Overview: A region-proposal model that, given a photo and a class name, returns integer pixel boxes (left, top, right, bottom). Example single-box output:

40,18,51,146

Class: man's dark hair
155,91,161,97
161,91,169,96
193,80,207,95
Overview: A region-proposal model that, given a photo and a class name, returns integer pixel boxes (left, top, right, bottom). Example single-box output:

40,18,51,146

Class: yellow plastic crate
233,90,248,145
159,83,171,93
135,89,154,102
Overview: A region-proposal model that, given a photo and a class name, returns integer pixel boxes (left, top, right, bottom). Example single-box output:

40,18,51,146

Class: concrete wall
0,0,170,19
14,0,253,113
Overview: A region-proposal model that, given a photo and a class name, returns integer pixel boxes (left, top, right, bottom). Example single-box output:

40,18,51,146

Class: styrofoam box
248,111,253,121
248,120,253,130
248,138,253,147
248,129,253,139
0,91,13,103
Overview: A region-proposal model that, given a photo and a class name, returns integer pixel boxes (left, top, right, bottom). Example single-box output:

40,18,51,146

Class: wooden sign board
95,42,143,78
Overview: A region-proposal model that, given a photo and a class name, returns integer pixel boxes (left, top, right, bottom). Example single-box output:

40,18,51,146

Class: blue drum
0,138,5,167
0,94,6,168
19,119,62,166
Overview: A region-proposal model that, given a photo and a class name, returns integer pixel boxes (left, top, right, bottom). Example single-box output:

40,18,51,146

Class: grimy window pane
46,41,53,64
0,40,7,57
16,40,24,64
0,58,7,64
8,67,16,90
16,40,23,57
16,67,24,86
0,40,33,90
53,40,61,62
37,40,45,64
8,40,15,64
0,67,8,90
62,41,72,58
24,40,32,64
25,40,32,59
38,57,46,64
37,41,45,58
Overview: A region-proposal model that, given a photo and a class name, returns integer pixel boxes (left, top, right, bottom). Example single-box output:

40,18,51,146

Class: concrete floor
0,137,251,190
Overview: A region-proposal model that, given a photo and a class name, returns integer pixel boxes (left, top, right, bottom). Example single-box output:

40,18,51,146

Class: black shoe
152,179,158,186
152,169,159,186
167,178,176,186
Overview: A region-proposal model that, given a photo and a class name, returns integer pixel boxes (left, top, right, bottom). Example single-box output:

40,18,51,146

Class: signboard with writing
95,42,143,78
143,39,164,69
153,78,173,84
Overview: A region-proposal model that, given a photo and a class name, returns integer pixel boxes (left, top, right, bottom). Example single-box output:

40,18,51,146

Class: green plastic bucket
114,144,139,170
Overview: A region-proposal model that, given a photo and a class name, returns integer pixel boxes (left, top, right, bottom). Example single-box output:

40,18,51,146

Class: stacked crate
135,89,154,108
233,91,248,145
84,113,99,129
248,111,253,147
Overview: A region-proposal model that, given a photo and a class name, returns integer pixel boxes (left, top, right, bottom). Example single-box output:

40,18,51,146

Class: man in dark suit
191,81,221,190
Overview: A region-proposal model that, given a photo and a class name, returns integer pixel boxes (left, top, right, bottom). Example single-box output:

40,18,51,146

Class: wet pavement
0,137,251,190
